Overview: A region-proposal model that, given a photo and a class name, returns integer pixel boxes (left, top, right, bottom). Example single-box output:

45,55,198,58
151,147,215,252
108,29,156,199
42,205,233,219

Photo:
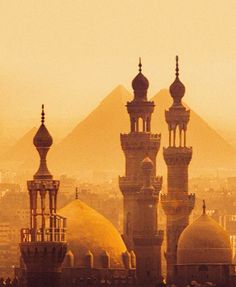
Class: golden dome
177,212,232,265
58,199,128,269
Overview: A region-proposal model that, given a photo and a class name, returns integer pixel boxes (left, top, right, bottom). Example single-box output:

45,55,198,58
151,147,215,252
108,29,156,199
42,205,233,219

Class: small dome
58,199,128,269
141,157,153,170
169,56,185,106
131,59,149,101
177,213,232,265
132,72,149,92
169,77,185,105
33,124,53,148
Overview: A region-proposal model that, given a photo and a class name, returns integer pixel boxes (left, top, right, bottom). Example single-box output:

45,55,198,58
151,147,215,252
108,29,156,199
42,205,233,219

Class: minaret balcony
163,147,192,165
119,176,162,195
161,193,195,216
21,214,67,243
165,108,190,124
121,133,161,151
133,230,164,246
27,179,60,191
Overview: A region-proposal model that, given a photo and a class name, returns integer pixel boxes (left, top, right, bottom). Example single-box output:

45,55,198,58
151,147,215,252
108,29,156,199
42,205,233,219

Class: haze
0,1,235,142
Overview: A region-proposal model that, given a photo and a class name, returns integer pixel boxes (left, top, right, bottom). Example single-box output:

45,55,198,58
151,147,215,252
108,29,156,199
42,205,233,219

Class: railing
21,227,66,243
21,214,67,243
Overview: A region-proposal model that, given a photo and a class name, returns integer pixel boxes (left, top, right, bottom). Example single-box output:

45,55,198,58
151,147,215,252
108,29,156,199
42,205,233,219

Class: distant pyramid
0,127,38,171
151,89,236,176
50,85,132,175
51,86,236,177
2,86,236,179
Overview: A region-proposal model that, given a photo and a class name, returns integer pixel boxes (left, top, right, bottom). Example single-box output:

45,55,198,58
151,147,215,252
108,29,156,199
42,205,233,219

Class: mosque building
14,57,236,287
176,200,235,286
17,107,136,287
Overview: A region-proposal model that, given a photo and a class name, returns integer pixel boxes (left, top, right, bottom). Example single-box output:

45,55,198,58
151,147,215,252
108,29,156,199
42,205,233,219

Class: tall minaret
161,56,195,284
119,60,163,285
20,106,67,287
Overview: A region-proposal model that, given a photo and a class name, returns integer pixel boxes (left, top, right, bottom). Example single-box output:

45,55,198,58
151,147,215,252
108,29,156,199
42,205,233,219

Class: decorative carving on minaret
19,105,67,287
161,56,195,284
119,60,163,285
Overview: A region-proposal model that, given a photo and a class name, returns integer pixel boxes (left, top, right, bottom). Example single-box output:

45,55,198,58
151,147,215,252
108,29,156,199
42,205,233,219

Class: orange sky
0,1,235,140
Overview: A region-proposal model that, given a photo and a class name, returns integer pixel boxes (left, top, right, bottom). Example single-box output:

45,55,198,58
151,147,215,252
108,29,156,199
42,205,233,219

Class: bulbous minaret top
132,58,149,101
33,105,53,180
169,56,185,106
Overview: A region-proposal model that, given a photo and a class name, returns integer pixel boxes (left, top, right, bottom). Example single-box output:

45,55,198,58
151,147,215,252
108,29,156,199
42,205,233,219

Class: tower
119,60,163,285
161,56,195,284
20,106,67,287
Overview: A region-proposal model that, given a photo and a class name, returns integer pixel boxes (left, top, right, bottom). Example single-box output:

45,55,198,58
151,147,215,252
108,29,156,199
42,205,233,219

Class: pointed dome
177,202,232,264
132,58,149,101
33,105,53,179
33,105,53,148
58,199,128,269
169,56,185,106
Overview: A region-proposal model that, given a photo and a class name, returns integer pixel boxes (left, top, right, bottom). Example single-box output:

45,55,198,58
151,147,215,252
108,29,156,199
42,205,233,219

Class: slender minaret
161,56,195,284
119,60,163,285
20,105,67,287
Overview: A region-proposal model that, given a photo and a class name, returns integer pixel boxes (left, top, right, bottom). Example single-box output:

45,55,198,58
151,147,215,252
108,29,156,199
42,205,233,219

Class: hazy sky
0,1,235,139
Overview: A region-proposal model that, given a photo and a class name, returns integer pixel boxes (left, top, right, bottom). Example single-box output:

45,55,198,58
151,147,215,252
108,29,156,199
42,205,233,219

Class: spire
41,104,45,124
75,187,79,199
175,55,179,78
138,57,142,73
33,105,53,179
169,55,185,106
203,200,206,214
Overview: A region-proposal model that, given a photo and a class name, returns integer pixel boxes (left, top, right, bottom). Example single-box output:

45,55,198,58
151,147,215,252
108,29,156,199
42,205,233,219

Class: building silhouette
13,58,236,287
161,56,195,284
19,106,67,287
119,59,163,285
176,200,235,286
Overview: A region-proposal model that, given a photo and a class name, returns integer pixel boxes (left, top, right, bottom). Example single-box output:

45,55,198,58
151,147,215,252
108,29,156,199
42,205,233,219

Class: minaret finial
175,55,179,78
41,104,45,124
203,200,206,214
138,57,142,73
75,187,79,199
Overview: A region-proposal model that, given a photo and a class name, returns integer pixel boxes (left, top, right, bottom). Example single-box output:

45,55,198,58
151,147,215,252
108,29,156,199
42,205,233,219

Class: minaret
119,60,163,285
20,105,67,287
161,56,195,284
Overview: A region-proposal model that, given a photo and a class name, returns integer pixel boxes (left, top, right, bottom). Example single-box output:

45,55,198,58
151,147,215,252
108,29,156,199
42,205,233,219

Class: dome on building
33,124,53,148
58,199,129,269
132,72,149,92
141,157,153,170
33,105,53,148
169,56,185,106
131,58,149,102
177,209,232,265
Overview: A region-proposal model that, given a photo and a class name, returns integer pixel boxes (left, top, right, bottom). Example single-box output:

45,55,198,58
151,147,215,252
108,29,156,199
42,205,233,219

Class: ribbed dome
33,124,53,148
58,199,128,269
177,213,232,265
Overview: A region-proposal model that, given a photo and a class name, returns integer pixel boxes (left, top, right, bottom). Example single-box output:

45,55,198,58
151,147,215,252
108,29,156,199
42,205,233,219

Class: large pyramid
50,85,236,178
50,85,131,176
1,85,236,179
0,127,38,172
